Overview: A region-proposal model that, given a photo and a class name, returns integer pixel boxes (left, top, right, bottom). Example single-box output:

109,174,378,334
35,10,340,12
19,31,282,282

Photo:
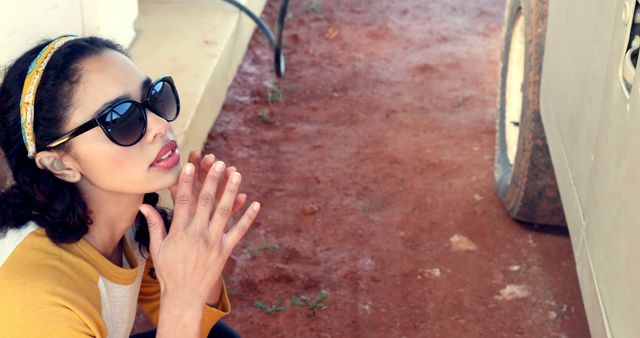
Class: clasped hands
139,150,259,306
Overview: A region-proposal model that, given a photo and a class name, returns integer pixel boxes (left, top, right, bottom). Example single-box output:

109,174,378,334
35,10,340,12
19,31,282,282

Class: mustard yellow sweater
0,221,230,338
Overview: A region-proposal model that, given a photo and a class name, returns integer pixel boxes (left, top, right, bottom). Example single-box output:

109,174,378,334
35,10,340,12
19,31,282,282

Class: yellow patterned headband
20,35,80,158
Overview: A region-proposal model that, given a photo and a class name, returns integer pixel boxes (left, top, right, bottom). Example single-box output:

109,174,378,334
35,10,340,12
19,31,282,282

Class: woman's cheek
92,148,145,188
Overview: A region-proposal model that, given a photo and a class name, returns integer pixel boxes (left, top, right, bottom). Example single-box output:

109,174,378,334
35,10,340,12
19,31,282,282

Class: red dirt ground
202,0,591,336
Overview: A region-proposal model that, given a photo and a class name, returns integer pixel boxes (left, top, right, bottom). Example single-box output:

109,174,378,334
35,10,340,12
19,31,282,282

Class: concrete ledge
130,0,266,207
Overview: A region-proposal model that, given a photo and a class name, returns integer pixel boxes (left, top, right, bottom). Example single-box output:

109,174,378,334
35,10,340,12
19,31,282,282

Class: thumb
139,204,166,258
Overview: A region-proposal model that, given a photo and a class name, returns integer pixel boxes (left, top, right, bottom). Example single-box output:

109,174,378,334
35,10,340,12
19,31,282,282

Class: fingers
201,153,215,169
172,163,194,230
198,153,216,181
139,204,167,258
188,150,216,183
211,167,243,218
215,166,237,202
233,193,247,214
218,167,247,214
188,149,202,167
223,202,261,252
187,150,202,186
210,172,242,239
193,161,226,230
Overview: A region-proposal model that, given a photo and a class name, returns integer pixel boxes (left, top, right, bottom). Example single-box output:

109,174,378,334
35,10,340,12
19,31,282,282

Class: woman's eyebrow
91,76,153,117
91,94,129,118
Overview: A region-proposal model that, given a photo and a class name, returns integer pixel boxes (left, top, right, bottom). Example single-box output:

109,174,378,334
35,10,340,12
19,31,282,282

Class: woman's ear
34,151,81,183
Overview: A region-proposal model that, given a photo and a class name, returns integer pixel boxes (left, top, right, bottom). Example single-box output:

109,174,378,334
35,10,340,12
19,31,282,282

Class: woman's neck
79,184,144,265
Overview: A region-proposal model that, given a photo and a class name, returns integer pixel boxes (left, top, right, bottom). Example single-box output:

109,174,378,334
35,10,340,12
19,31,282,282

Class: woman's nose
145,109,171,142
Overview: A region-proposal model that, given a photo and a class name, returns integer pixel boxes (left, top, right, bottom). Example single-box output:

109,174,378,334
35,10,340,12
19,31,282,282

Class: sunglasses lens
102,102,145,146
149,80,179,121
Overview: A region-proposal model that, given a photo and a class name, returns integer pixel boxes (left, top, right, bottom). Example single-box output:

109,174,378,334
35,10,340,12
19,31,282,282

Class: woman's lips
151,141,180,168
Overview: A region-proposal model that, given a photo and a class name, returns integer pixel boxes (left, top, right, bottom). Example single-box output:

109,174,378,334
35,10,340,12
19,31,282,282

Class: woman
0,35,260,337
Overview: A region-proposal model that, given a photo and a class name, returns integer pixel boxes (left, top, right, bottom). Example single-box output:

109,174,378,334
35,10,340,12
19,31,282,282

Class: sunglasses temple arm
45,120,100,149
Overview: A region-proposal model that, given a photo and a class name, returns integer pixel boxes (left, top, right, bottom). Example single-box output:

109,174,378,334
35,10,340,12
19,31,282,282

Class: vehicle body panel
542,0,640,336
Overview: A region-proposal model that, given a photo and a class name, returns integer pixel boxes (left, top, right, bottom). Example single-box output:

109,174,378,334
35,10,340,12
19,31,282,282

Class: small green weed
255,298,287,314
307,1,322,13
258,109,273,124
291,290,328,310
267,88,285,103
245,242,279,257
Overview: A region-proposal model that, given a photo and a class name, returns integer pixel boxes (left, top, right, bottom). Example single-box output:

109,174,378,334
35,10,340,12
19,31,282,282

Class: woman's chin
145,162,182,191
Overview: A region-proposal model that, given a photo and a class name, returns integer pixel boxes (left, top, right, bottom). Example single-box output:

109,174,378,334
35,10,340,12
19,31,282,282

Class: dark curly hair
0,35,170,254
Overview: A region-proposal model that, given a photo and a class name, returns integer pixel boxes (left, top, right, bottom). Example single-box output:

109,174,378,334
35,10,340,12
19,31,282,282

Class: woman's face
62,49,182,195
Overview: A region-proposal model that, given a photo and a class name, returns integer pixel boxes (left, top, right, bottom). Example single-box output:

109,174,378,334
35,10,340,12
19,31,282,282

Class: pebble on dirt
417,268,442,279
303,203,320,215
496,284,532,301
508,265,522,272
449,234,479,251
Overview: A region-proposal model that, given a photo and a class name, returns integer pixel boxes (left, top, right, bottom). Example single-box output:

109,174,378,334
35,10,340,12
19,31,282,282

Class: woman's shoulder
0,223,104,336
0,221,48,272
0,221,101,290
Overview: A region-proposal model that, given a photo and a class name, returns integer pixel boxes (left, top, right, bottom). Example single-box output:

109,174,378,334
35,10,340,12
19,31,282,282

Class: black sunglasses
45,76,180,149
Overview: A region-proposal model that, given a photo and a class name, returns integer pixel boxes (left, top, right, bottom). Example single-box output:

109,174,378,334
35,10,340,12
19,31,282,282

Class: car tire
494,0,566,226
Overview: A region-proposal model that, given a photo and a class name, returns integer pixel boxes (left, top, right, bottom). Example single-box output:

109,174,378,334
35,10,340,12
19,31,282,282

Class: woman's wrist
161,288,206,309
157,290,205,338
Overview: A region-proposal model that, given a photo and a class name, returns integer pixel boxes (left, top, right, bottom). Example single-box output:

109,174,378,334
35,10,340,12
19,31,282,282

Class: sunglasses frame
44,76,180,150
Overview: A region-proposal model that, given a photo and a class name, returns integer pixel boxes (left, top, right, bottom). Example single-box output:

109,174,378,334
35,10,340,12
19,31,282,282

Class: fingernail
185,164,193,175
231,172,241,184
252,202,261,211
214,161,225,173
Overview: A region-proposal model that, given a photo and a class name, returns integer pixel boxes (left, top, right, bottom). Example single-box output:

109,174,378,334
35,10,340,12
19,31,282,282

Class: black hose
222,0,289,78
274,0,289,77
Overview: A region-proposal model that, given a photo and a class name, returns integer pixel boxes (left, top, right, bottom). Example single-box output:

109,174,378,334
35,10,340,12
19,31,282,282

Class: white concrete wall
0,0,138,70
